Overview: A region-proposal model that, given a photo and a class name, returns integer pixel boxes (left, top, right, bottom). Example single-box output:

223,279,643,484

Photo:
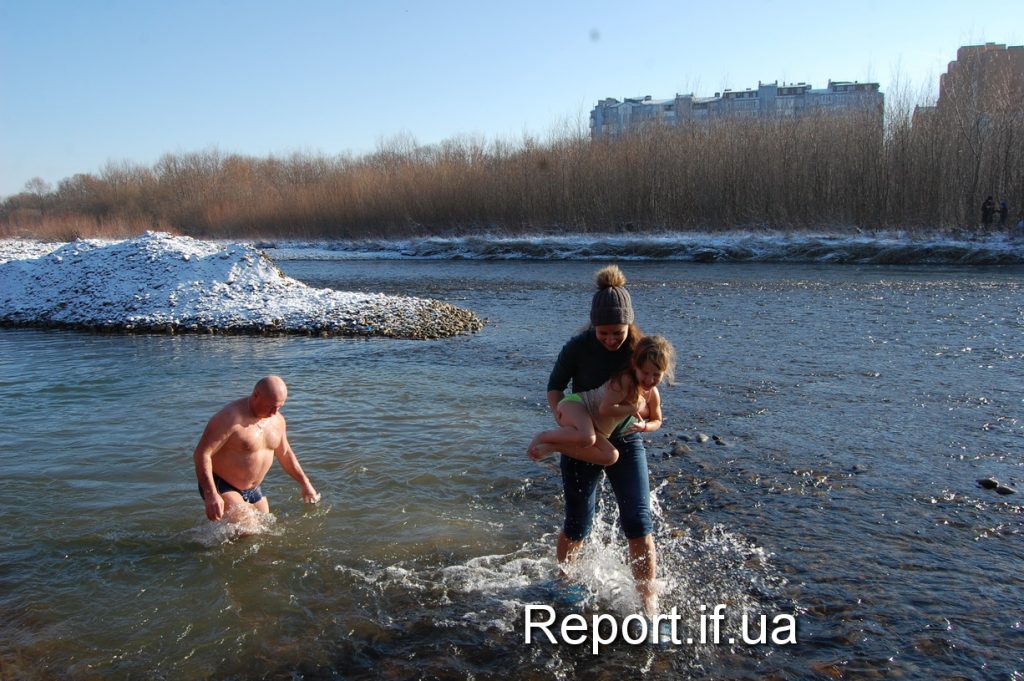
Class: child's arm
635,386,663,433
598,377,641,421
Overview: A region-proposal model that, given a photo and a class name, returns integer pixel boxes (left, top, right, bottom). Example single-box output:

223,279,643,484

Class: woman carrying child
528,334,671,466
537,264,676,617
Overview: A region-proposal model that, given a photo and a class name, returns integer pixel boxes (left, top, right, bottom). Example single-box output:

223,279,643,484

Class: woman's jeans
560,431,652,541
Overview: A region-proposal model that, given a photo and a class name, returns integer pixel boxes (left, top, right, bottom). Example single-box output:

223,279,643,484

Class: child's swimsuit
198,474,264,504
561,383,643,438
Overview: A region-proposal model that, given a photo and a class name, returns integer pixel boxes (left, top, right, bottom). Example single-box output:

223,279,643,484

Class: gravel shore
0,232,484,339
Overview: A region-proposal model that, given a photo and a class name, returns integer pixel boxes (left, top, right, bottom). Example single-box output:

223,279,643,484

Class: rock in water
669,443,691,457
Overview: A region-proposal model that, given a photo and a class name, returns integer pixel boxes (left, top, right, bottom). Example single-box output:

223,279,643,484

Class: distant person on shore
528,335,674,467
981,196,995,228
543,264,665,618
194,375,320,522
998,199,1009,228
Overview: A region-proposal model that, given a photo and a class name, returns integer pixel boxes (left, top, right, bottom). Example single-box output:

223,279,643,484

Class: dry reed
3,79,1022,239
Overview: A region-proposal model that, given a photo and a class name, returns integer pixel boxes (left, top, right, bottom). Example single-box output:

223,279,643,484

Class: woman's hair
625,324,644,351
580,321,644,352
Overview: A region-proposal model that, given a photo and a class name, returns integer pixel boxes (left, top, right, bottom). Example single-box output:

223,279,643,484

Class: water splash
182,506,280,547
561,482,788,651
352,477,788,666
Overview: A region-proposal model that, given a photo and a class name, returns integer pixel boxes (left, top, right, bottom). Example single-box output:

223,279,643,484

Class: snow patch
0,232,483,339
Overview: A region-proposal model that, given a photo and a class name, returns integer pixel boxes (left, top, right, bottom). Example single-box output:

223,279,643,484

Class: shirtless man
194,375,320,521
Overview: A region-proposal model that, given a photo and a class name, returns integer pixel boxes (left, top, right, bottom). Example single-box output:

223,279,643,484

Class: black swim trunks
198,474,264,504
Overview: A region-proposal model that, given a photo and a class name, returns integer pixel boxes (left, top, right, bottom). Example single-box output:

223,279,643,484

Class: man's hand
204,491,225,521
302,484,321,504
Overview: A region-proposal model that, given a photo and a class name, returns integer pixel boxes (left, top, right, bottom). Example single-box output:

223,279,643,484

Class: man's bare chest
229,422,282,457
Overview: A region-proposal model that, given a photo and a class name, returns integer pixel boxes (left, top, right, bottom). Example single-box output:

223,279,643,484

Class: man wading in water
194,375,320,522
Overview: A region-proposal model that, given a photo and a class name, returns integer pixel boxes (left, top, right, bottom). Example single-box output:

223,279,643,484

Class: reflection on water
1,260,1022,679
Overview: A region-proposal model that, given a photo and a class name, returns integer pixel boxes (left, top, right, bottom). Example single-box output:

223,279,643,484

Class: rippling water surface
1,259,1022,679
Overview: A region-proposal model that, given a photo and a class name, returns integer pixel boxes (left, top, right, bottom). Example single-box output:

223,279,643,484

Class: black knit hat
590,265,634,326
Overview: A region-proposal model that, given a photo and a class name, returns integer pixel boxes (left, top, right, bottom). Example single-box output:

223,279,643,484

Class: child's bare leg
582,436,619,466
528,403,618,466
527,424,585,461
527,432,560,461
561,434,618,466
554,403,619,465
528,402,593,459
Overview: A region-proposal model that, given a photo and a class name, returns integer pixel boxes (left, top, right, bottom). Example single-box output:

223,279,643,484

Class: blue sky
1,0,1021,198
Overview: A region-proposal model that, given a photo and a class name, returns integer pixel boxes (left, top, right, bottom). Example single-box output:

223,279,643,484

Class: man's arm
193,414,233,521
274,423,320,503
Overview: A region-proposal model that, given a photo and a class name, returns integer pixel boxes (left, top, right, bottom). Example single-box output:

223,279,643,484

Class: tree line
3,79,1021,240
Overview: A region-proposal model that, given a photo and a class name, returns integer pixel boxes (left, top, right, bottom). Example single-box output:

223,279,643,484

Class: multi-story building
913,43,1024,125
591,80,883,139
937,43,1024,113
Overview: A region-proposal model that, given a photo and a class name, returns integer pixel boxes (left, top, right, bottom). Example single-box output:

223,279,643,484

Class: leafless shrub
3,79,1021,238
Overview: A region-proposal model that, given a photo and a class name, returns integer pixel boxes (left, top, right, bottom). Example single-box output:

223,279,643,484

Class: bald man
194,375,320,521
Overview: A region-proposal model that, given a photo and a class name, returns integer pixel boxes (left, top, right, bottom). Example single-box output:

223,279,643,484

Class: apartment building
939,43,1024,112
913,43,1024,125
591,80,883,139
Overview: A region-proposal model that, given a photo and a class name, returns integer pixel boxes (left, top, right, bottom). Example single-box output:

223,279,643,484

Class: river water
1,256,1022,679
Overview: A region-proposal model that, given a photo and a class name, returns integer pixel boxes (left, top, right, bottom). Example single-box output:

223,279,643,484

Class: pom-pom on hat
590,265,634,326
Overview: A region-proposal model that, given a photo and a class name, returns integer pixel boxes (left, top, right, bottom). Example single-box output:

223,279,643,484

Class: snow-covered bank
0,238,65,263
5,229,1024,265
0,232,483,339
252,230,1024,264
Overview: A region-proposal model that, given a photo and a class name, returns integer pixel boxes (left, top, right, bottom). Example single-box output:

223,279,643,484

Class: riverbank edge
0,234,486,340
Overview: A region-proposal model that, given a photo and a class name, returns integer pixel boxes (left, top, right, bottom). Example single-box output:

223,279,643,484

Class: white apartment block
591,80,883,138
